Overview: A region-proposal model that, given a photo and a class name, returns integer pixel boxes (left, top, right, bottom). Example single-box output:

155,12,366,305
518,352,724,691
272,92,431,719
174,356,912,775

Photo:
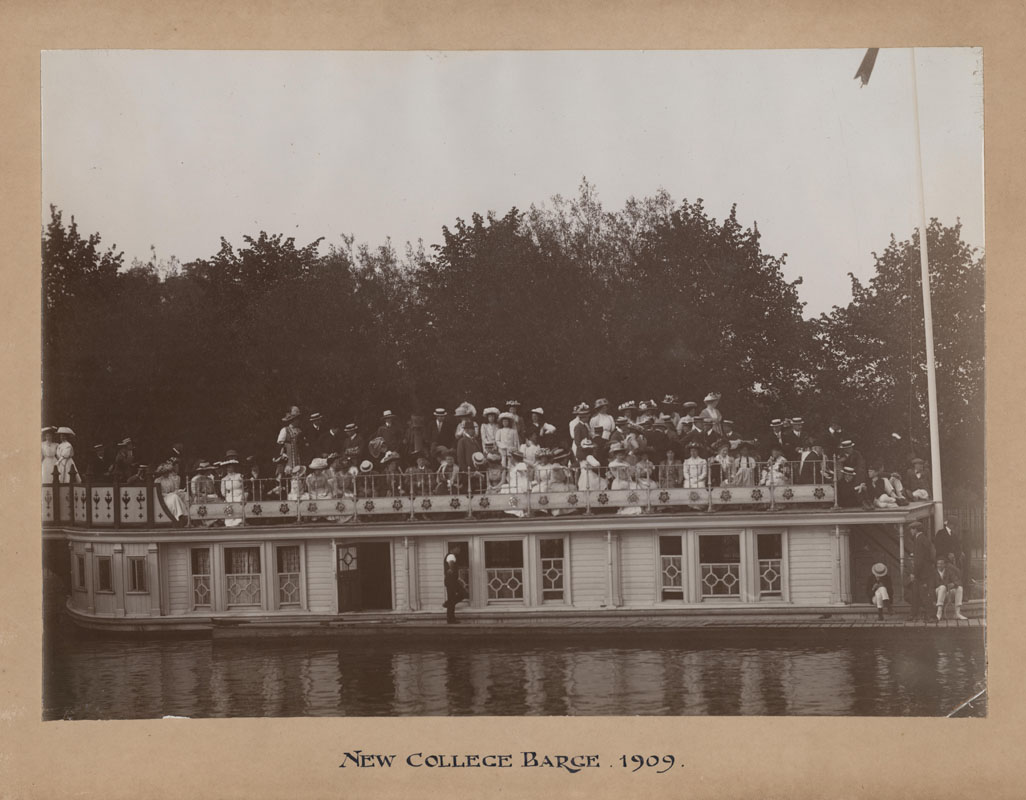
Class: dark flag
854,48,879,87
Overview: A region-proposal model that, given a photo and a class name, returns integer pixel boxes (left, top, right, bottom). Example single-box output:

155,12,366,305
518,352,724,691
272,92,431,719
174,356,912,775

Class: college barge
42,473,981,634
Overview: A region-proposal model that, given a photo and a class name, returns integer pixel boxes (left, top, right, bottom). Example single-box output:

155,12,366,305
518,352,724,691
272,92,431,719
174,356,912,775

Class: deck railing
43,458,853,529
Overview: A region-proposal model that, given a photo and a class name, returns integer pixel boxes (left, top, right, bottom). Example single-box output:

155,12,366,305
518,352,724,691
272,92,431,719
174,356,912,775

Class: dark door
337,544,361,612
359,542,393,610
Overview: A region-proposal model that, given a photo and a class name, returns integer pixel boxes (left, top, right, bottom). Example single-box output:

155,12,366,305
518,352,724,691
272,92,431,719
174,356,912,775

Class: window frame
95,555,113,594
126,556,148,593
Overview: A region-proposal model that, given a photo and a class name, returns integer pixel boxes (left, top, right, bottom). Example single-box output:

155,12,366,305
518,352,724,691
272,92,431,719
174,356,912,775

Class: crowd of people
45,391,935,516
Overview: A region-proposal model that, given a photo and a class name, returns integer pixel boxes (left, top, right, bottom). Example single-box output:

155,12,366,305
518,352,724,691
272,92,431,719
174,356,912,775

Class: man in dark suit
426,408,454,452
307,412,333,459
928,556,967,620
934,519,966,575
837,439,868,487
87,443,110,478
341,423,366,463
783,416,806,459
793,439,825,485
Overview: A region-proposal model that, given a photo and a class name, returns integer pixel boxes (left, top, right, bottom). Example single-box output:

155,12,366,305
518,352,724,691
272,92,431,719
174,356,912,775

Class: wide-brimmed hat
661,394,677,405
510,449,525,460
530,407,544,416
57,426,75,436
506,399,521,407
472,451,486,466
195,460,214,471
222,457,239,467
359,460,374,473
840,439,855,449
433,408,447,417
309,412,323,422
637,401,651,411
381,409,398,420
620,400,637,411
483,406,500,417
289,465,308,478
770,418,784,427
454,401,476,418
551,448,569,461
609,441,626,454
282,405,301,422
872,563,888,578
682,401,698,410
309,457,328,470
790,416,805,425
41,426,55,435
594,397,610,408
498,411,515,423
704,392,721,403
117,437,133,447
381,450,400,464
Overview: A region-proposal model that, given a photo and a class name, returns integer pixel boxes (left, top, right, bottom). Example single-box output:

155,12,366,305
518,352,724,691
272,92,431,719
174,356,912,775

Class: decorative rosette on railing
420,499,432,510
658,491,670,503
196,506,208,517
720,489,732,502
279,503,290,514
250,504,263,516
689,491,702,502
478,497,490,509
567,494,579,506
751,489,763,501
538,496,549,506
392,499,404,511
782,488,794,500
627,492,639,504
449,498,461,510
814,487,826,499
363,500,375,512
597,493,609,505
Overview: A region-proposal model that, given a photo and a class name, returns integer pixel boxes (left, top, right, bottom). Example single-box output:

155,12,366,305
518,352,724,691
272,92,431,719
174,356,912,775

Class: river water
42,616,985,719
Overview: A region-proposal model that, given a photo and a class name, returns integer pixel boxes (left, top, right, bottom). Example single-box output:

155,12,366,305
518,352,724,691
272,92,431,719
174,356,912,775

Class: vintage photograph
41,48,984,719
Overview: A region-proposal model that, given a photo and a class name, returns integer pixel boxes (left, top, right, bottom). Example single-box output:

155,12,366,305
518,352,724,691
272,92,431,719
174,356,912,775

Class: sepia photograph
40,47,985,721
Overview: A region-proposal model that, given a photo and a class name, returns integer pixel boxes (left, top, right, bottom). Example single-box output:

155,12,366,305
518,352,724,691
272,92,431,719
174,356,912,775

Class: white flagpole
908,48,944,530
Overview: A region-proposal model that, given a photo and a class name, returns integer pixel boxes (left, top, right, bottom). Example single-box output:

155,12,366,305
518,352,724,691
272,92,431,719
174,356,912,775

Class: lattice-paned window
699,534,741,598
660,535,684,600
127,557,147,592
485,540,524,601
540,538,564,601
225,547,261,607
96,556,113,593
191,548,212,609
277,545,301,607
757,533,783,597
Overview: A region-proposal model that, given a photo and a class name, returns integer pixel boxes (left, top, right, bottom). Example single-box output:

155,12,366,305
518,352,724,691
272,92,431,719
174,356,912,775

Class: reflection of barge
43,475,942,632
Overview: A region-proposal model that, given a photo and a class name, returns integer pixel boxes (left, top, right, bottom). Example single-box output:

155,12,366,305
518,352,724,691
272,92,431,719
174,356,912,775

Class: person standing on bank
444,553,465,624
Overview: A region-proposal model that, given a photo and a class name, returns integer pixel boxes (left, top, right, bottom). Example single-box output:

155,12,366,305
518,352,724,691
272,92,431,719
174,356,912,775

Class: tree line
41,180,985,504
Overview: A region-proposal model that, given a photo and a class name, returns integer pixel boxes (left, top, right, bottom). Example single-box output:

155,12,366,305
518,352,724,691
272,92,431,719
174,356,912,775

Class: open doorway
337,541,393,612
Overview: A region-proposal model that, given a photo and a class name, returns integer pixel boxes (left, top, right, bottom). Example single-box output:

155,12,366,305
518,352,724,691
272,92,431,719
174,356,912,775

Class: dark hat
594,397,610,408
225,449,239,459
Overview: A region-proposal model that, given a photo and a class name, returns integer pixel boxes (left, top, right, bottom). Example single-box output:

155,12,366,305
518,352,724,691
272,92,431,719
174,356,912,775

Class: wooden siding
788,528,836,604
620,532,658,606
304,539,336,613
569,532,609,608
417,538,446,611
165,544,191,614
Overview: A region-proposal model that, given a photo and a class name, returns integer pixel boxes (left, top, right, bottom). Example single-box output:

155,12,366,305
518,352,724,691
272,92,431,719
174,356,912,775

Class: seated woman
154,460,189,526
760,446,791,488
434,449,460,495
466,451,488,494
532,448,554,494
546,448,577,516
578,454,607,492
658,447,683,489
634,447,657,490
708,441,734,487
730,442,758,487
607,442,642,516
220,456,245,527
484,452,506,494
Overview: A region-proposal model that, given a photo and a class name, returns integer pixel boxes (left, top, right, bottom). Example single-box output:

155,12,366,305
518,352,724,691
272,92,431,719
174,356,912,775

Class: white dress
158,474,188,519
56,441,80,483
42,440,58,482
683,457,707,489
221,472,245,527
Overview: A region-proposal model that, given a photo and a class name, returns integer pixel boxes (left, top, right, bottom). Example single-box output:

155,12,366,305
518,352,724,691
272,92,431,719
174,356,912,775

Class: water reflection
43,620,985,719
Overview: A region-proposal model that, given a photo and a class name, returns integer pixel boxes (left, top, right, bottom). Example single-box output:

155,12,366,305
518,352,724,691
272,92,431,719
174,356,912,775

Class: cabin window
96,556,113,593
276,545,301,607
127,557,147,592
539,538,565,602
75,555,86,590
225,547,262,608
191,548,212,609
484,540,524,601
659,536,684,600
699,534,741,598
757,533,783,598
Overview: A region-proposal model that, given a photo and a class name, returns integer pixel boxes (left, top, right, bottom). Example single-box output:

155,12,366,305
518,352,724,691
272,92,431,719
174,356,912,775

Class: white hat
872,563,888,578
381,450,400,463
57,426,75,436
446,553,457,564
704,392,721,402
499,411,515,422
531,407,544,416
483,406,500,417
382,409,398,419
359,460,374,473
309,457,328,470
472,452,486,465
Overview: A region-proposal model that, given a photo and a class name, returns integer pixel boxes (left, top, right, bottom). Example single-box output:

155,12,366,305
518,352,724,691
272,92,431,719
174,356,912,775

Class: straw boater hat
840,439,855,449
872,563,888,578
381,451,400,464
309,412,323,422
483,406,500,417
92,443,105,451
57,426,75,436
309,457,328,470
290,465,308,479
472,452,486,466
580,438,594,450
841,466,857,476
359,460,374,473
117,437,133,448
498,411,515,423
770,418,784,427
282,406,301,422
344,422,358,432
791,416,805,426
433,408,447,417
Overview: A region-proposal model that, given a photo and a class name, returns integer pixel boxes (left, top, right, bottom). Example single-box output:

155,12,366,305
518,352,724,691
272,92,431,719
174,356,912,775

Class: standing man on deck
443,553,465,624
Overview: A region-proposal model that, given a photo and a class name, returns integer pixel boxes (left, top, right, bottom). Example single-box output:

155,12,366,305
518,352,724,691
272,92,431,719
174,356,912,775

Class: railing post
51,467,61,525
146,479,155,526
832,456,840,509
409,474,416,522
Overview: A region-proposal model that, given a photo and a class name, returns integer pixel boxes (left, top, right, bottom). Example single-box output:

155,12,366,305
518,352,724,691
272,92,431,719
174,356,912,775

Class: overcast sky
41,49,983,317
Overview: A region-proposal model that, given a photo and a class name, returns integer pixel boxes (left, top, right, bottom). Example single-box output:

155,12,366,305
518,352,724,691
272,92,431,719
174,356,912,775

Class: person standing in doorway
444,553,465,624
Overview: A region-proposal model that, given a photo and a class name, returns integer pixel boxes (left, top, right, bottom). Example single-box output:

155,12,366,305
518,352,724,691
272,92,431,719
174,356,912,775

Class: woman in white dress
55,426,80,483
155,460,188,525
608,442,643,516
221,456,245,527
682,444,708,489
41,427,58,483
502,450,530,518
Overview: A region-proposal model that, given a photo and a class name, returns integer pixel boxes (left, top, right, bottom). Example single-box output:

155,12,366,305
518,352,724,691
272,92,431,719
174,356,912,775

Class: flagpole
908,48,944,530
